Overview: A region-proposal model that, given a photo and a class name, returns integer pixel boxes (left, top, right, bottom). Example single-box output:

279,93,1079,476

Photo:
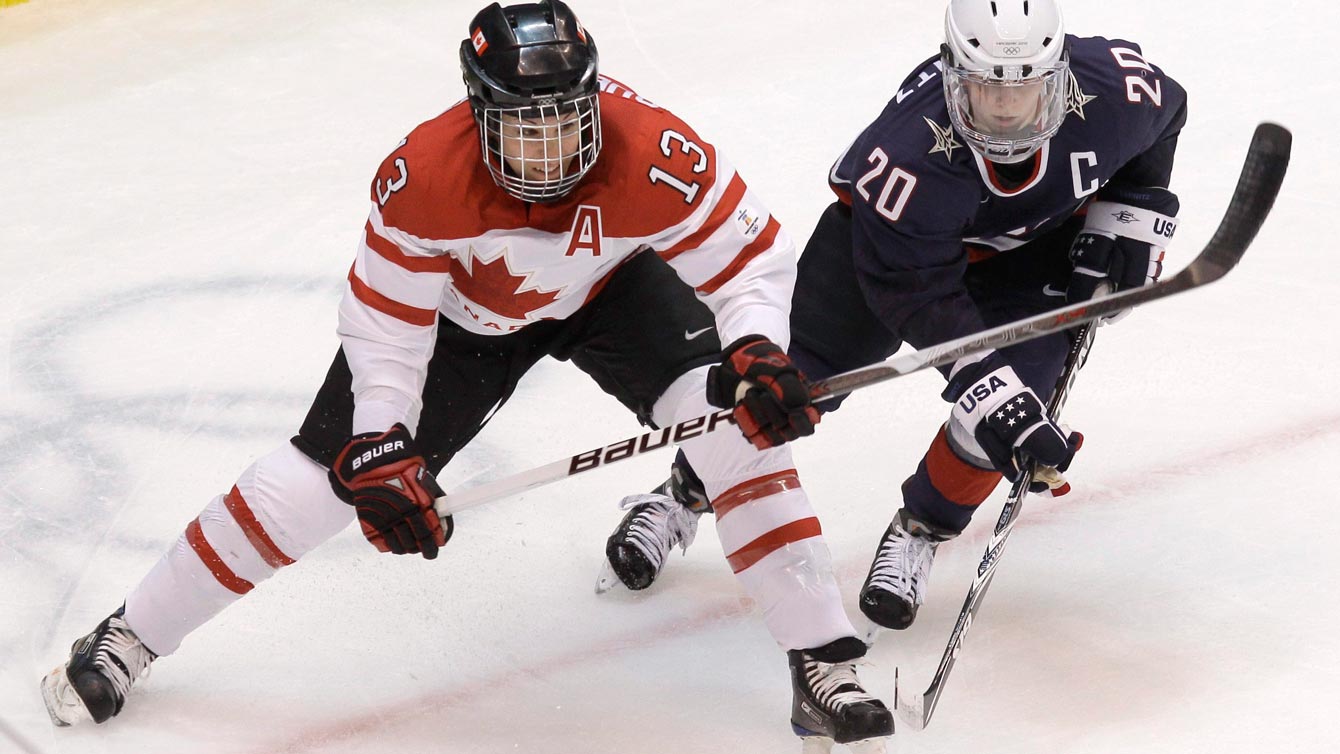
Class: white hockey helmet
942,0,1068,163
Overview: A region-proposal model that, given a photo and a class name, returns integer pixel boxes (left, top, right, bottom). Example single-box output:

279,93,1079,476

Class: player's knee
234,443,353,558
649,364,713,429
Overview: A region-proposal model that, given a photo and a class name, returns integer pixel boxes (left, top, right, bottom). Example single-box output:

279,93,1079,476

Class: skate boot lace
865,522,936,606
615,492,700,570
94,616,154,702
803,658,879,712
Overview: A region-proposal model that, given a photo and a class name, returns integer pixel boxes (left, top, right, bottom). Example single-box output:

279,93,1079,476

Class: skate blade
40,666,90,727
845,739,889,754
855,615,884,647
799,736,888,754
594,558,623,594
893,669,927,732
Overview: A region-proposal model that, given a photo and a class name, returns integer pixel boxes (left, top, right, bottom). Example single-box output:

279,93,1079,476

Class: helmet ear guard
459,1,603,202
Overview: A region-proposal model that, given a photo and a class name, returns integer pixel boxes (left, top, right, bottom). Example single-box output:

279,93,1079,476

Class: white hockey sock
124,443,352,655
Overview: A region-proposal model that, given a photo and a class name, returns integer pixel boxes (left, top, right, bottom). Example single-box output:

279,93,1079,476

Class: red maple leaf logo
447,249,561,321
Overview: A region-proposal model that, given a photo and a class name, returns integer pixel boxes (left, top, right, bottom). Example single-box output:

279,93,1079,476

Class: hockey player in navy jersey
601,0,1186,633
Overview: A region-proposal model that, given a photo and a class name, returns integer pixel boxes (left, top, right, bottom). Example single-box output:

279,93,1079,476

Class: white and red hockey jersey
340,76,798,433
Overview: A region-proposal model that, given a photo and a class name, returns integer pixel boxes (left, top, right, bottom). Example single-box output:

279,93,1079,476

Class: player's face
496,111,584,183
963,78,1044,137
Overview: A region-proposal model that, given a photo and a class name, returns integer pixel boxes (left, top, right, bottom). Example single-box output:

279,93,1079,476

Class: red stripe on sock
713,469,800,519
726,517,821,573
224,486,296,569
186,518,254,595
925,427,1001,507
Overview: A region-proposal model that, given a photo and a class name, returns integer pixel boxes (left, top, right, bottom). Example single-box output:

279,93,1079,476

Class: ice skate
789,637,893,753
596,488,702,593
859,508,955,630
596,457,709,593
40,606,156,726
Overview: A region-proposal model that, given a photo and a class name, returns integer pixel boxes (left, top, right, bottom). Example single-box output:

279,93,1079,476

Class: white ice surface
2,1,1338,753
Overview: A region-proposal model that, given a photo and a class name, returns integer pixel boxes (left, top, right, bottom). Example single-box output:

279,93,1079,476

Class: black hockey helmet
460,1,603,201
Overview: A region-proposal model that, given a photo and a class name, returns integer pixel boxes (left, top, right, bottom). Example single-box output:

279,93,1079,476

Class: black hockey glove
944,352,1082,493
1067,188,1179,311
707,335,820,450
330,423,453,559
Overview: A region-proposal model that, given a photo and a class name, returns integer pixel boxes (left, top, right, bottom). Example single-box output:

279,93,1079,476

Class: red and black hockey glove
707,335,820,450
329,423,453,559
945,352,1083,494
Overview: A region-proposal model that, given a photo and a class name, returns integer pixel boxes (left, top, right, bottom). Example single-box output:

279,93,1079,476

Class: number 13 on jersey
649,129,709,204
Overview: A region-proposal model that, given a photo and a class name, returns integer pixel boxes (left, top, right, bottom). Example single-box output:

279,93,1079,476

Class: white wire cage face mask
477,94,602,202
943,62,1067,164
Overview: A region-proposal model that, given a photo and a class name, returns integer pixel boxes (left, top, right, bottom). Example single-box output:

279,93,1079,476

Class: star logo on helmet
924,117,962,162
1064,69,1096,120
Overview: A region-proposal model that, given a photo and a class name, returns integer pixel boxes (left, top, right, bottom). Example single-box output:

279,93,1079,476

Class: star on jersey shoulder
924,116,962,162
1064,68,1097,120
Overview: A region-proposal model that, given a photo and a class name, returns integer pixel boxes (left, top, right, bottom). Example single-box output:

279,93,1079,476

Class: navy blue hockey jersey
829,35,1187,349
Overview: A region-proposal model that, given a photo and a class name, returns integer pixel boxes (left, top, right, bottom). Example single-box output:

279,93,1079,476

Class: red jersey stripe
713,468,801,520
726,517,822,574
223,486,296,569
364,222,453,274
696,216,781,295
347,266,438,327
186,518,254,596
659,174,748,261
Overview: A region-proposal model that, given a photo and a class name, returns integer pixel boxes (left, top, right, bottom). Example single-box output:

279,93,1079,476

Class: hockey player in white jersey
38,1,892,749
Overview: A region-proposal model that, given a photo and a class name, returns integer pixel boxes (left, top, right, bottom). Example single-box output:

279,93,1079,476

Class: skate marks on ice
249,597,758,754
0,713,48,754
855,408,1340,738
240,411,1340,754
1,277,334,651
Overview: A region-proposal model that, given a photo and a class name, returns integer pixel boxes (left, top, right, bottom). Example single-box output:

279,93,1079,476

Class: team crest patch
1064,68,1096,120
924,116,962,162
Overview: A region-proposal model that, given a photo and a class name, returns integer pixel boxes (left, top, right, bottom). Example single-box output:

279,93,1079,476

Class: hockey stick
433,122,1291,518
890,121,1293,730
892,319,1097,731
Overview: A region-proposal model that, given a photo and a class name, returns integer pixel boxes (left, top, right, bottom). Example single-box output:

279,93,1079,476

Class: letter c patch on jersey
565,205,604,257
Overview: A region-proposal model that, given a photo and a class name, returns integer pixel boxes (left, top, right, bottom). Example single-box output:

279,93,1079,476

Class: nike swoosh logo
1042,284,1067,297
684,327,712,340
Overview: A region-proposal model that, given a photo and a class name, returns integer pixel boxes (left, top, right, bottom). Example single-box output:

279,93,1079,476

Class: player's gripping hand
944,353,1082,494
707,335,820,450
1067,190,1178,315
1065,229,1160,302
330,423,453,559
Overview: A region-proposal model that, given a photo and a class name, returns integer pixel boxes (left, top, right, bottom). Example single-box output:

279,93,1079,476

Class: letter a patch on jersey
565,205,604,257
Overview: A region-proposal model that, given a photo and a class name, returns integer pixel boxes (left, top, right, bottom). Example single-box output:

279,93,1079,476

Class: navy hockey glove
944,353,1082,493
707,335,820,450
330,423,452,559
1067,189,1179,309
